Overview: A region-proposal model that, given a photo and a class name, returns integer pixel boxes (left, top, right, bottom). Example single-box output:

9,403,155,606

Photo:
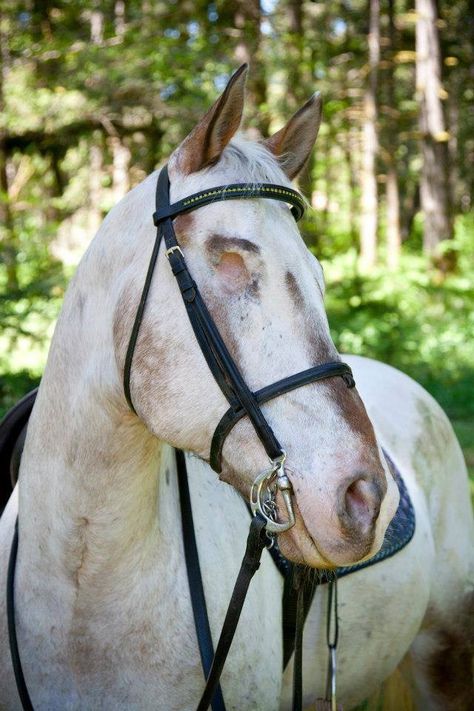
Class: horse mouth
275,489,376,569
275,492,336,569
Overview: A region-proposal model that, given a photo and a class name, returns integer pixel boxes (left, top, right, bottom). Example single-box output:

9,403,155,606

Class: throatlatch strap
123,228,164,413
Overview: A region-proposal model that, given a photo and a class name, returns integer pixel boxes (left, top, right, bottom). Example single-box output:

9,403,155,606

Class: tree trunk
0,13,18,291
110,136,131,203
385,0,401,270
114,0,126,37
283,0,315,197
90,6,104,45
386,166,401,269
345,127,359,251
89,133,104,236
415,0,452,255
233,0,268,137
359,0,380,271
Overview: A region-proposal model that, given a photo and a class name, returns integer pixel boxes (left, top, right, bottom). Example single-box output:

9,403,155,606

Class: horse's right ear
170,64,248,176
263,93,322,179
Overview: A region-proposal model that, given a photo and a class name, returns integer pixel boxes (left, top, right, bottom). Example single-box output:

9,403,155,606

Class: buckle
165,245,184,259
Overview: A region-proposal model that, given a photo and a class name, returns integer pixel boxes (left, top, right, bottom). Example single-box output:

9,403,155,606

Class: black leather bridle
125,165,354,472
7,165,356,711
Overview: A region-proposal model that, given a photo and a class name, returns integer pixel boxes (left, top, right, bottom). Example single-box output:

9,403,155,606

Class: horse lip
275,489,336,568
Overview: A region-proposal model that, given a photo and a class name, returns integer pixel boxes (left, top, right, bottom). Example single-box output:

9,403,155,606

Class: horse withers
0,65,472,710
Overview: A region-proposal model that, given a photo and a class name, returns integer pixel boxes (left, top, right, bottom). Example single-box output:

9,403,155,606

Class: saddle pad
278,450,416,668
0,388,38,514
269,450,416,583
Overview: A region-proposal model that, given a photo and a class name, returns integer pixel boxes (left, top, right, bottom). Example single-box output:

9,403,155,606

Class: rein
7,165,355,710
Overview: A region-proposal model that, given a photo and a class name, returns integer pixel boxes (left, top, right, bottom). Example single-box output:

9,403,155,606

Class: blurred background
0,0,472,498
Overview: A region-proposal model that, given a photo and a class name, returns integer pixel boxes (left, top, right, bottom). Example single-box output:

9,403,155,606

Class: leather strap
176,449,226,711
196,513,268,711
7,518,34,711
123,228,164,413
293,577,306,711
210,363,355,472
154,166,286,463
153,182,306,224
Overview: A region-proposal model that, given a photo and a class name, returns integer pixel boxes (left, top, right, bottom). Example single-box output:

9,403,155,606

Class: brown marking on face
324,379,389,497
246,276,260,300
174,212,195,247
285,269,336,363
206,233,261,256
331,381,380,446
285,270,304,310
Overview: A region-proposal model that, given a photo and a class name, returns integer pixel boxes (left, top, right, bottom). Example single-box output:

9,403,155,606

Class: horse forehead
194,199,294,239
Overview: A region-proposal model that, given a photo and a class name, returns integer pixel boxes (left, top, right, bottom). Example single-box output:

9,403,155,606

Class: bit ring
250,452,296,533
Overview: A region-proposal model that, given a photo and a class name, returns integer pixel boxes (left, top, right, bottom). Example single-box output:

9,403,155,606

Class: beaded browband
152,181,306,224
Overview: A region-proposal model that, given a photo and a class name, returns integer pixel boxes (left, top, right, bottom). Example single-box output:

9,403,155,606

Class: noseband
124,165,354,531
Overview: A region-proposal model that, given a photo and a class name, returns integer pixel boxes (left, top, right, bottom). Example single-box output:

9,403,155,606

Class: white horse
0,66,472,710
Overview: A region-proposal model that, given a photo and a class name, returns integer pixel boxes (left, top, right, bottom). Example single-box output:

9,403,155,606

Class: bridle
7,164,355,711
126,165,355,530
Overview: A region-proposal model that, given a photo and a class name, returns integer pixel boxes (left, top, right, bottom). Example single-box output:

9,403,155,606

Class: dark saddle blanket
0,388,38,513
0,390,416,573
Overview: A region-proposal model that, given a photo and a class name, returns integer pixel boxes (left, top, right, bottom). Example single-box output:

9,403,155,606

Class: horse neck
18,187,170,582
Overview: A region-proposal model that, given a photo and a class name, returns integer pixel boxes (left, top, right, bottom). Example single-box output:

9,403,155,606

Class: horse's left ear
171,64,248,176
264,93,322,179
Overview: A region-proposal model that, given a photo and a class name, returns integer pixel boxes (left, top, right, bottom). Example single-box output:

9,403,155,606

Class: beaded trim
181,185,303,207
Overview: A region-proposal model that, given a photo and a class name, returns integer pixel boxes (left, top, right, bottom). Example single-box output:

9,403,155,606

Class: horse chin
275,495,382,569
277,520,374,569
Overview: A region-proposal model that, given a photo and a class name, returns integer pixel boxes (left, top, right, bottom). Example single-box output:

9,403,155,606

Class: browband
153,182,306,225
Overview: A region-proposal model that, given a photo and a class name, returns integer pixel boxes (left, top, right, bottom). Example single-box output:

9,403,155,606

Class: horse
0,64,473,710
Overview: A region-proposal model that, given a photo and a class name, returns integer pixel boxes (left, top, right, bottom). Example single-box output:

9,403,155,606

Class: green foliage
323,215,474,421
319,214,474,484
0,0,472,491
0,371,40,417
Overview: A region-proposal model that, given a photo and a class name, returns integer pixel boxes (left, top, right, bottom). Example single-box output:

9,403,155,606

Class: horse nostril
340,476,382,538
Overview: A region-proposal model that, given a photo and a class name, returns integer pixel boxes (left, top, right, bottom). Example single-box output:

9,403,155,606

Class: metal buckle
250,452,296,533
165,245,184,259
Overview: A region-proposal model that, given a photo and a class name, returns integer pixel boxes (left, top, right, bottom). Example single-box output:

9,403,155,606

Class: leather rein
7,165,355,711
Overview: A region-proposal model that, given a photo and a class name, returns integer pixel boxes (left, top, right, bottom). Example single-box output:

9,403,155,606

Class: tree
415,0,452,255
359,0,380,271
383,0,402,270
0,11,17,290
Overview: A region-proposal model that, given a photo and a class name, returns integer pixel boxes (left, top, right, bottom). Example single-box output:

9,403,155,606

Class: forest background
0,0,473,498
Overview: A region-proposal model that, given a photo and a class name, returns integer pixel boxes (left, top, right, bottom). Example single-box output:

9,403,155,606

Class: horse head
115,65,399,568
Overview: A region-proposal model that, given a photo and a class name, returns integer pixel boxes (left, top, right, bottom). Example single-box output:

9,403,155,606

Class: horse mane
220,135,292,187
